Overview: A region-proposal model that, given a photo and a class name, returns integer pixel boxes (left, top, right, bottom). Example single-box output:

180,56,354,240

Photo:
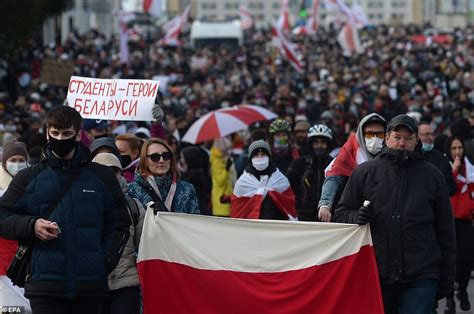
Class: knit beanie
2,142,28,168
248,140,271,159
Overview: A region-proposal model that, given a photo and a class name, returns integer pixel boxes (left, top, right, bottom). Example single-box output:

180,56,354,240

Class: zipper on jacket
392,165,406,281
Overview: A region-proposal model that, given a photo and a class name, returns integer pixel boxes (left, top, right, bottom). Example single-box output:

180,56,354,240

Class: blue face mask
421,142,434,152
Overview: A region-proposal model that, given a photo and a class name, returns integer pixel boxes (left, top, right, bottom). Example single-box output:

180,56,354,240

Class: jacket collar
42,143,91,169
378,147,422,164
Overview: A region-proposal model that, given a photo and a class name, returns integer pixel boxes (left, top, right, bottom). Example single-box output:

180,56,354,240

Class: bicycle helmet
307,124,333,140
269,119,291,134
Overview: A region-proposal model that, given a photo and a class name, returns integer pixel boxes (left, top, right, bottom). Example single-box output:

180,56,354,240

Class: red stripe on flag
143,0,152,12
345,24,356,53
138,244,384,313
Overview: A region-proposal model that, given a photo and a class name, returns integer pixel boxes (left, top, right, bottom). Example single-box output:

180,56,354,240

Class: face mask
422,142,434,152
121,155,132,168
273,136,288,150
365,137,384,155
296,137,306,146
6,161,27,177
49,134,77,158
251,156,269,171
117,175,128,192
313,148,326,157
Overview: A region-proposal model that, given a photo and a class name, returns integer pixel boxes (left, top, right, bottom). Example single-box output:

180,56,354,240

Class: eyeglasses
147,152,172,162
364,131,385,139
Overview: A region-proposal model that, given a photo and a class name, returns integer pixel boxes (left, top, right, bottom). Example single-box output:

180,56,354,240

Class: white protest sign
67,76,160,121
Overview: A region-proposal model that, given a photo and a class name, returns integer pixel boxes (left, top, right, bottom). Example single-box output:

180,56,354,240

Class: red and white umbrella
182,105,277,144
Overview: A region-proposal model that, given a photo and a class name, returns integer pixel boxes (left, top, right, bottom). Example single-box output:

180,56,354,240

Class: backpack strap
125,197,139,226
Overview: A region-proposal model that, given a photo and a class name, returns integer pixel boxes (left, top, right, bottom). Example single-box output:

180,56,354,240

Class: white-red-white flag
272,24,304,73
277,0,291,33
117,11,135,64
231,169,297,220
306,0,320,34
137,212,384,313
159,5,190,47
337,20,363,56
351,1,369,29
143,0,161,17
239,4,253,29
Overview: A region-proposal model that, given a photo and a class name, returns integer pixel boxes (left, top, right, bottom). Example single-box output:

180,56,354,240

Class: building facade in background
41,0,473,46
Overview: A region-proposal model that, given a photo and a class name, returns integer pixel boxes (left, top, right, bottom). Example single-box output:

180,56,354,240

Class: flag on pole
159,6,190,46
239,4,253,29
143,0,161,17
277,0,291,33
137,212,384,314
117,11,135,64
272,24,304,73
351,0,369,28
337,20,363,56
306,0,320,34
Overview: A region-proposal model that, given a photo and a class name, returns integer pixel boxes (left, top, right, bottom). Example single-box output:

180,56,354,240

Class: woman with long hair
127,138,200,214
444,136,473,313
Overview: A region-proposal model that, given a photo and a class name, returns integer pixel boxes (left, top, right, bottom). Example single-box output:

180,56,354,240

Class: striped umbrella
181,105,277,144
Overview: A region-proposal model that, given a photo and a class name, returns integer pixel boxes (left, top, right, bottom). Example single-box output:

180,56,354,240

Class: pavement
436,277,474,314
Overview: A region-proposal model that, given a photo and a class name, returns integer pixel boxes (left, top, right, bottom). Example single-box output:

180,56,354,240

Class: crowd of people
0,21,473,314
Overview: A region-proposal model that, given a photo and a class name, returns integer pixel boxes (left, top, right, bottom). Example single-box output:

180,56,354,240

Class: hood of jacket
356,113,387,161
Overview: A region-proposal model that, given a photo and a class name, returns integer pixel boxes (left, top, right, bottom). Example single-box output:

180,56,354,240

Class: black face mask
49,135,77,158
121,155,132,168
296,138,307,146
313,148,326,157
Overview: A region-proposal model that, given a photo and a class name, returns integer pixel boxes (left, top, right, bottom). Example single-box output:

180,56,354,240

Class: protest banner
41,59,75,86
67,76,159,121
138,212,384,314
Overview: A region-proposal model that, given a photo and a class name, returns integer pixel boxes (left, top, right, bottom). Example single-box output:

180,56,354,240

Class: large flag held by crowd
137,212,384,313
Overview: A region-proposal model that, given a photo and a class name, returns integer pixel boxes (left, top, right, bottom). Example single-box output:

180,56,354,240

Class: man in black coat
0,106,130,314
418,122,457,196
334,115,456,314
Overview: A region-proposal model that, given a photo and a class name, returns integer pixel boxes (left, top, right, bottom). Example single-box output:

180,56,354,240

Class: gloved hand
356,200,375,225
219,195,231,204
152,101,164,124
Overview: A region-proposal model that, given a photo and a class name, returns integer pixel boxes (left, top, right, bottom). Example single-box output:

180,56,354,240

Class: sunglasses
364,131,385,139
147,152,172,162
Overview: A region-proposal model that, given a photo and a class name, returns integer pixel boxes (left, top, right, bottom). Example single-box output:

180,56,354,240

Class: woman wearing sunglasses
127,138,200,214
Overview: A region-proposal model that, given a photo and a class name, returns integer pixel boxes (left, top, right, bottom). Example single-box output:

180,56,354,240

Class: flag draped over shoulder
137,212,384,314
230,169,297,220
325,133,367,177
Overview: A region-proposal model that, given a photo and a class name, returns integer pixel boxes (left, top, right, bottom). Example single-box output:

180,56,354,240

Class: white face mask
365,137,384,155
251,156,269,171
6,161,27,177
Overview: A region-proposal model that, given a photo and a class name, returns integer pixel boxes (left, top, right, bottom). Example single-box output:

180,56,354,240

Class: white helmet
308,124,333,140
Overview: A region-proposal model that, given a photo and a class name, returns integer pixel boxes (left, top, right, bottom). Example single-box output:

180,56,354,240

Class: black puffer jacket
334,147,456,298
0,143,130,298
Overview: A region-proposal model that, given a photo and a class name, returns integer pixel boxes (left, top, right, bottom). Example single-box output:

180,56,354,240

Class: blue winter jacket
0,143,130,298
127,172,200,214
